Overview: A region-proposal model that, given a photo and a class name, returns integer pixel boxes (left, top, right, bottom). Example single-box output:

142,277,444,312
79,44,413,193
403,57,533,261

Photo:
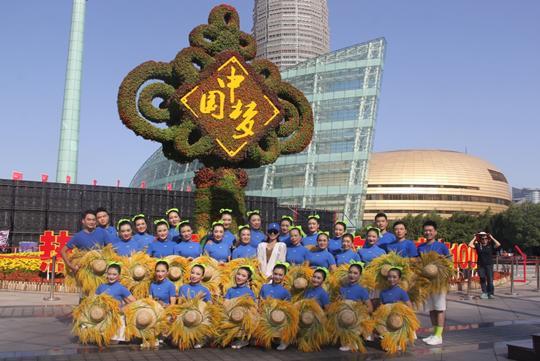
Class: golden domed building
363,150,511,222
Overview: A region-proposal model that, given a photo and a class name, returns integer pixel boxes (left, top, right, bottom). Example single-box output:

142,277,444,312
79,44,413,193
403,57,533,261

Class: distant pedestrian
468,232,501,299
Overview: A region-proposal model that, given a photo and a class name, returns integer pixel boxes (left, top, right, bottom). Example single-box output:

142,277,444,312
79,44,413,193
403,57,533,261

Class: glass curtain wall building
130,38,386,227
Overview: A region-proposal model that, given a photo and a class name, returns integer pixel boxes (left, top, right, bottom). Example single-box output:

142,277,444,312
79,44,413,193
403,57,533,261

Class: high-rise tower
253,0,330,68
56,0,86,183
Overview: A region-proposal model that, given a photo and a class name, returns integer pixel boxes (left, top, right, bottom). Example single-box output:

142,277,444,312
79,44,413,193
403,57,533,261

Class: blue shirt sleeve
408,242,419,257
400,288,410,302
441,243,450,256
95,284,105,295
146,243,153,256
119,284,132,300
203,288,211,302
168,282,176,298
224,288,233,299
327,252,336,266
320,290,330,308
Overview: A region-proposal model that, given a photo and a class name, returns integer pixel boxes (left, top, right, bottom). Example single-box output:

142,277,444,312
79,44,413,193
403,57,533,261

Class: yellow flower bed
0,252,41,273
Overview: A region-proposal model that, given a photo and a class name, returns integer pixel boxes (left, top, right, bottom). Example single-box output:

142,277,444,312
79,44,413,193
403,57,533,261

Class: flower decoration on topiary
117,4,313,231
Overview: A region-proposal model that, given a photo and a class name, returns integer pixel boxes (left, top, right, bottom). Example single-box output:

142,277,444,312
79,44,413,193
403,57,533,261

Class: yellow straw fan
413,251,454,294
186,256,222,299
284,265,314,302
372,302,419,354
64,248,85,289
407,274,431,309
326,300,374,352
295,299,328,352
164,255,188,288
72,294,122,347
164,295,220,350
361,252,413,291
254,298,299,348
216,295,259,347
76,249,113,295
220,258,265,295
124,298,164,348
328,263,350,300
121,253,154,299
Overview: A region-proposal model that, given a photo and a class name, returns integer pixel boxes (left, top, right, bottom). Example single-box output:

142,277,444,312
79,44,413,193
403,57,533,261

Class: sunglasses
268,230,279,234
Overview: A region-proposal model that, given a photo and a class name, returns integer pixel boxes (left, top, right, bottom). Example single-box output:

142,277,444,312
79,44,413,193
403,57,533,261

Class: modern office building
131,38,387,227
363,150,512,222
253,0,330,68
513,188,540,204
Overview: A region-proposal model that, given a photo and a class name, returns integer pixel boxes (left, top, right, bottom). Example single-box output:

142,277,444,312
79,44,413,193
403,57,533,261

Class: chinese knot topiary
118,4,313,231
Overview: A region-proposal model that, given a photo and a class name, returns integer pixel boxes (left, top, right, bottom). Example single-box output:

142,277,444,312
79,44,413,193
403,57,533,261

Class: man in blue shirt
96,207,119,243
387,221,418,257
417,220,451,346
373,213,396,250
61,210,110,272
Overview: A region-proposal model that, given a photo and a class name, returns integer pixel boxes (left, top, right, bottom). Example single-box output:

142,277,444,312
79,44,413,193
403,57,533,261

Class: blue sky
0,0,539,188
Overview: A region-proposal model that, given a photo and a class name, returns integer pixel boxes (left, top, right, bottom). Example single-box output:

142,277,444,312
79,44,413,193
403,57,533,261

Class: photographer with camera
468,232,501,299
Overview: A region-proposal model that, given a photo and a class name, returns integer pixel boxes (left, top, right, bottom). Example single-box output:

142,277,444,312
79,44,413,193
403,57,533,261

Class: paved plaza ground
1,280,539,361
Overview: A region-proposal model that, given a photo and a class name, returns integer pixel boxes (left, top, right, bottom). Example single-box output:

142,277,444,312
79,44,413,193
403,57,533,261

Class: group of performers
63,209,454,353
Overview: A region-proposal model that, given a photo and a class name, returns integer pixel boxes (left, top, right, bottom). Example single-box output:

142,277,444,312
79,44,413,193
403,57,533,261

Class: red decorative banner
38,230,70,273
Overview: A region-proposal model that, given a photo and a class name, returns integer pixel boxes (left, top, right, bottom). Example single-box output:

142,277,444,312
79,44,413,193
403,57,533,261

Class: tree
491,203,540,253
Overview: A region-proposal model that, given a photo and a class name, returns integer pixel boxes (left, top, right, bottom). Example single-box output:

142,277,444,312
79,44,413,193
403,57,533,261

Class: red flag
92,179,97,186
41,174,48,183
66,175,71,184
116,179,121,187
186,185,192,192
12,171,23,181
140,181,146,189
166,183,172,191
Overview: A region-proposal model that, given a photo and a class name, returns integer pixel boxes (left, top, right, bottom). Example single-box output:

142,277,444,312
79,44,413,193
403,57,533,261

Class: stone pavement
0,282,539,361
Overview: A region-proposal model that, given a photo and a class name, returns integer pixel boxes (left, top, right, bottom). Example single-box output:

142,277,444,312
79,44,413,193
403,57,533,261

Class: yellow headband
246,210,260,217
239,264,255,275
318,231,330,238
275,261,290,270
220,208,232,214
308,214,320,220
107,261,122,267
211,220,224,228
192,263,206,271
289,225,306,237
281,215,294,223
154,218,169,227
116,218,132,231
366,226,381,237
238,224,250,232
132,213,145,222
165,208,179,216
389,265,403,272
349,260,365,270
177,220,190,228
156,258,170,265
315,267,329,278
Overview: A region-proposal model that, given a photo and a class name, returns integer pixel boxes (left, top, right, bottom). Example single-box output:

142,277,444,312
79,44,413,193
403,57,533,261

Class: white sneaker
194,343,203,349
422,335,434,343
232,340,249,349
365,335,374,341
276,342,288,351
413,331,417,340
339,346,351,352
425,336,442,346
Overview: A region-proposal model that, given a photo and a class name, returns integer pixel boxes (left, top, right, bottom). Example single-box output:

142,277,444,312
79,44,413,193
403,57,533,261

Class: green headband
315,267,329,278
318,231,330,238
365,226,381,237
154,218,169,227
335,220,347,228
389,265,404,272
289,225,306,237
239,264,255,275
211,220,225,228
192,263,206,271
246,210,260,217
177,220,191,228
132,213,146,222
220,208,232,214
238,224,250,232
281,215,294,223
116,218,132,231
275,261,290,270
349,260,365,270
308,214,320,220
165,208,179,216
156,258,170,265
107,261,122,267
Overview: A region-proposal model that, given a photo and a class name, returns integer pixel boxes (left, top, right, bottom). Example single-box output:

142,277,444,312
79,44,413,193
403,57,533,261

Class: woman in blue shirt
166,208,181,242
219,209,237,248
146,219,175,258
232,226,257,259
335,233,361,266
307,233,337,271
132,214,154,249
173,221,201,260
304,267,330,310
379,268,412,308
203,221,231,263
112,219,143,256
329,221,346,255
178,264,212,302
247,210,265,248
302,214,321,247
357,227,386,264
339,262,372,311
278,216,293,246
149,260,177,306
286,226,309,265
259,263,292,301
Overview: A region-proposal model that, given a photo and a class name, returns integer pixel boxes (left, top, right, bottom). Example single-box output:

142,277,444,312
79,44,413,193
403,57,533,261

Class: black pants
477,265,494,295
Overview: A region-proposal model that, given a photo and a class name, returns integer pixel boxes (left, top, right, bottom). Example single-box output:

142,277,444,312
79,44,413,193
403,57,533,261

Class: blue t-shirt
134,232,154,249
387,239,419,258
173,240,201,258
102,225,120,243
376,232,396,251
224,285,256,300
307,249,336,269
112,238,143,256
328,237,342,255
167,227,179,242
66,228,109,250
232,244,257,259
95,281,131,303
286,244,309,265
417,241,450,256
304,286,330,308
250,229,266,248
204,240,231,262
259,283,291,301
279,233,291,246
380,285,410,304
335,249,361,265
340,283,369,301
149,279,176,305
146,239,175,258
302,232,319,247
223,230,236,248
357,244,386,264
178,283,212,302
